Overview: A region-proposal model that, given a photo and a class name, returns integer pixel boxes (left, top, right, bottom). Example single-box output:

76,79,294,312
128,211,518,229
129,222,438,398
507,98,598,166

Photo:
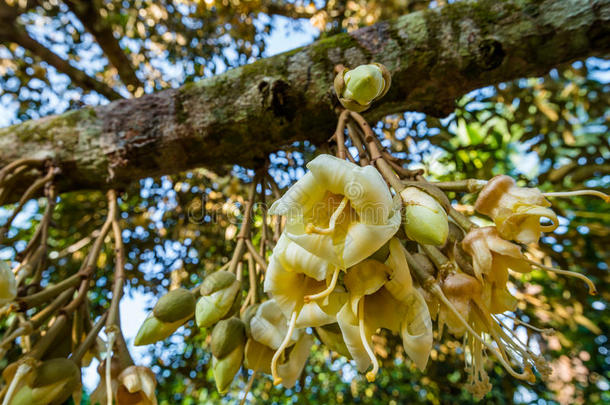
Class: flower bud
116,366,157,405
212,343,244,394
401,187,449,246
153,288,195,323
196,271,241,328
0,261,17,305
134,313,186,346
211,317,246,359
334,63,391,112
240,304,259,338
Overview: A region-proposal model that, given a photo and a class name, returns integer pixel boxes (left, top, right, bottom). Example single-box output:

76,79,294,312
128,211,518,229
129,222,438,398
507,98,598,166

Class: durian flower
264,234,347,321
337,238,432,381
246,299,314,387
0,261,17,305
430,271,550,399
474,175,557,244
116,366,157,405
269,154,401,270
461,227,529,313
461,226,596,301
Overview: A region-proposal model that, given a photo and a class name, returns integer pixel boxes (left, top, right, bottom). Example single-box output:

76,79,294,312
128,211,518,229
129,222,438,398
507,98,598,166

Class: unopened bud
0,261,17,305
401,187,448,246
153,288,195,323
240,304,259,338
213,343,244,394
199,271,236,296
196,271,241,328
134,313,186,346
334,63,391,112
211,317,246,359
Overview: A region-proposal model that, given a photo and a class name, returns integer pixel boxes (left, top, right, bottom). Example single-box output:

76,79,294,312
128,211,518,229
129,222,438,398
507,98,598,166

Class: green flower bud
200,271,236,296
401,187,449,246
316,323,351,358
240,304,259,338
196,272,241,328
211,317,246,359
153,288,196,323
134,313,187,346
213,343,244,394
334,63,391,112
0,261,17,305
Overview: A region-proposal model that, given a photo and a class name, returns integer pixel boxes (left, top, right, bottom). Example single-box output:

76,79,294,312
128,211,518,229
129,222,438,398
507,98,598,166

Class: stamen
526,258,597,295
497,313,554,335
303,267,341,303
358,298,379,382
430,284,533,381
305,196,349,235
2,362,32,405
543,190,610,202
271,310,298,385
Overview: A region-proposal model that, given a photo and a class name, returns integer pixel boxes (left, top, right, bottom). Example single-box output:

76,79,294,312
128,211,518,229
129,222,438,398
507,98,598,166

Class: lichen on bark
0,0,608,201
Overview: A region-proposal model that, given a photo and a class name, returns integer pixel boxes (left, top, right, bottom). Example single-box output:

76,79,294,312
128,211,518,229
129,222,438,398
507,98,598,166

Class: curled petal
399,290,433,371
337,303,374,372
250,300,299,350
277,334,314,388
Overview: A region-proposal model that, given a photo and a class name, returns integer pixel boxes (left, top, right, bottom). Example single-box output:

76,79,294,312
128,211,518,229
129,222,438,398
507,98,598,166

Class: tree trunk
0,0,608,199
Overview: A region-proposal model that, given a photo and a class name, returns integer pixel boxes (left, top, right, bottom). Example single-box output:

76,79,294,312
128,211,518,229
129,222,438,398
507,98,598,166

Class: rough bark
0,0,608,199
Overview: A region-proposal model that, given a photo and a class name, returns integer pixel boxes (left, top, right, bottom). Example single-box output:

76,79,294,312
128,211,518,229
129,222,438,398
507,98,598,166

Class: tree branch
0,0,608,200
0,21,122,100
64,0,143,92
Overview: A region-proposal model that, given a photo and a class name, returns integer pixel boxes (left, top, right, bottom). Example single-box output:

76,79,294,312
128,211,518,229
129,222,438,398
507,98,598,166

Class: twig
228,180,258,274
333,110,350,159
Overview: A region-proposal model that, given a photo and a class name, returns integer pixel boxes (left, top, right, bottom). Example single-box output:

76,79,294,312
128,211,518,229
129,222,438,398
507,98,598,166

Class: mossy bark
0,0,608,199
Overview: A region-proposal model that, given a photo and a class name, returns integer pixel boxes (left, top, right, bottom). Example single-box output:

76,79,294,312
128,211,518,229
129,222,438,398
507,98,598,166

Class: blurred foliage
0,0,609,404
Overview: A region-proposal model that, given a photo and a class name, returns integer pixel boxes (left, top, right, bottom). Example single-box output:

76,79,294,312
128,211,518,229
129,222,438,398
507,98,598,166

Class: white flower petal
337,303,374,373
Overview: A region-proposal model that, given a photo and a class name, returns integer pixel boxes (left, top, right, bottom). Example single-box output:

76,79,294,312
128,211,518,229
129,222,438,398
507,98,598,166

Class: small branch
333,110,350,159
3,23,122,100
107,190,125,329
228,180,258,274
71,312,107,364
245,239,268,272
432,179,488,193
448,207,476,233
349,111,405,193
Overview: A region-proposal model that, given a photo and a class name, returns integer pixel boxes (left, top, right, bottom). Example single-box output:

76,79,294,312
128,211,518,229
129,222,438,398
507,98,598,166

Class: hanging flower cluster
0,62,607,404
